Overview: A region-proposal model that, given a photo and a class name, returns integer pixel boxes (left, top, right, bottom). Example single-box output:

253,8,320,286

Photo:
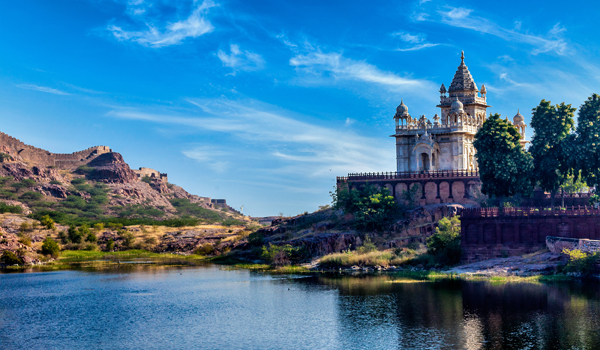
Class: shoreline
0,249,591,283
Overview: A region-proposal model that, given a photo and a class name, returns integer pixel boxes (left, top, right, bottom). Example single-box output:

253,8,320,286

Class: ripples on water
1,266,599,349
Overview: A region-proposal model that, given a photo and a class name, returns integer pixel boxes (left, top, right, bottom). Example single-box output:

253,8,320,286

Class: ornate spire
448,51,477,92
439,83,447,94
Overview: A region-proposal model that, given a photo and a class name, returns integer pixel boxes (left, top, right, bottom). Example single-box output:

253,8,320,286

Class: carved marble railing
337,170,480,182
439,95,487,105
395,123,480,134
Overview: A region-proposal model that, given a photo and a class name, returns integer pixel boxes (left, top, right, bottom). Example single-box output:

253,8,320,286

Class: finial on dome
461,51,465,64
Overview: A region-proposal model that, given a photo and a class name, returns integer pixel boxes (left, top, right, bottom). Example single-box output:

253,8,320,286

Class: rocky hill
0,132,246,227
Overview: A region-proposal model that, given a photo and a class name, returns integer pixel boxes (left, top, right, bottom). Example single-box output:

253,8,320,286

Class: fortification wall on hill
0,131,111,169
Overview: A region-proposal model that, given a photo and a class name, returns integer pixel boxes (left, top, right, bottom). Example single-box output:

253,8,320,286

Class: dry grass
319,250,416,268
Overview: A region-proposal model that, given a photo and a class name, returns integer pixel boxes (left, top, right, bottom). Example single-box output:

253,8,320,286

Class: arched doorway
420,153,430,171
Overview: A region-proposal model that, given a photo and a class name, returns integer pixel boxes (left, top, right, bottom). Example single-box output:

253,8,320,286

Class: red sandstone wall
460,208,600,262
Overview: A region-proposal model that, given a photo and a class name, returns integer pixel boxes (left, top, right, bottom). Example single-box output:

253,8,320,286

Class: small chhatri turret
396,99,409,117
513,110,525,125
450,96,464,114
439,84,447,95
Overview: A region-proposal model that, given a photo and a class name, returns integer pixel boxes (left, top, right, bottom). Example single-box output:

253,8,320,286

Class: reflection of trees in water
462,282,600,349
293,275,600,349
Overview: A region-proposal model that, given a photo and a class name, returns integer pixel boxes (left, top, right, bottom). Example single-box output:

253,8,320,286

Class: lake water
1,266,600,350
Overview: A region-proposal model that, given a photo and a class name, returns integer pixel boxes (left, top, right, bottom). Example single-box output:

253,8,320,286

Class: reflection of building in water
392,51,527,172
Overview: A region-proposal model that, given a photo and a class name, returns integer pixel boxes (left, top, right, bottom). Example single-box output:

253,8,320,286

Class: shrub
105,238,114,252
357,235,377,254
84,243,97,251
1,250,23,265
19,191,43,201
248,230,264,246
75,166,94,175
0,153,11,162
68,225,83,244
0,203,22,214
86,232,97,243
58,231,69,244
141,176,152,184
562,249,599,276
41,215,55,230
18,235,32,247
41,237,60,258
19,222,30,234
93,223,104,232
261,244,305,266
194,243,215,256
426,216,462,266
119,231,135,249
49,180,62,185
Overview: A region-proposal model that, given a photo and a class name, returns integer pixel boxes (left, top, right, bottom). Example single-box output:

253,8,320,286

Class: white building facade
392,52,527,173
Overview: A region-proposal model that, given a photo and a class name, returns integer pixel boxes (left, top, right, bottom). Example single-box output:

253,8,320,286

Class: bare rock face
0,162,64,183
0,163,34,181
108,182,176,212
86,152,137,184
167,184,212,208
33,184,68,199
149,179,170,194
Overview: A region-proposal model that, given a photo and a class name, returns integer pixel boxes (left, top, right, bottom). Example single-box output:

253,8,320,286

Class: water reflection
1,267,600,349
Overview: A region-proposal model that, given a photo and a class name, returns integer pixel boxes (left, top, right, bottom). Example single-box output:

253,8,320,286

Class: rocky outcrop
86,152,137,184
168,184,212,208
0,162,64,182
108,182,176,212
33,184,68,199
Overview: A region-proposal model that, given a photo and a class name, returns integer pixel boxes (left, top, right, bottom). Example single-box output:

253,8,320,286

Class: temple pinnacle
461,50,464,64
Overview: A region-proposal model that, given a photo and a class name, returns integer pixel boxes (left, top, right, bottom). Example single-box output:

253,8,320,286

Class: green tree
474,113,534,200
86,232,97,243
1,250,23,265
530,100,576,206
576,94,600,188
68,225,83,243
333,185,401,231
426,216,461,265
41,237,60,258
41,215,55,230
105,238,115,252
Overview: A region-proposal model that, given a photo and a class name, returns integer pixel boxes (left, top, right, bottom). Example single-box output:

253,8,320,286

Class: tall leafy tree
529,100,576,205
474,113,533,200
576,94,600,187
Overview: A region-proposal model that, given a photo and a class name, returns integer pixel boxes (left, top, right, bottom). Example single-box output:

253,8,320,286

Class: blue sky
0,0,598,216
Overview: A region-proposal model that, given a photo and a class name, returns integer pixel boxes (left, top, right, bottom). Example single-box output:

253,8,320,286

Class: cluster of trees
332,185,402,231
475,94,600,206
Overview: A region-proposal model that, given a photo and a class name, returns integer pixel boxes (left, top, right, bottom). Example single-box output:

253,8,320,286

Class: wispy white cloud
395,43,439,52
16,84,70,95
108,98,393,177
289,49,430,90
434,7,567,55
183,146,230,173
391,31,439,51
107,0,216,48
217,44,265,72
392,31,425,44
